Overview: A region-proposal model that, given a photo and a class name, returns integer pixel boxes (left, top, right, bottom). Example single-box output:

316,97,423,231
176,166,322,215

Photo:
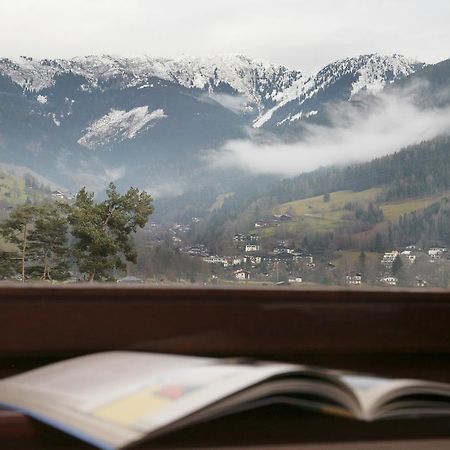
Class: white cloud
144,181,185,198
72,166,126,192
199,92,251,114
56,150,126,192
210,90,450,177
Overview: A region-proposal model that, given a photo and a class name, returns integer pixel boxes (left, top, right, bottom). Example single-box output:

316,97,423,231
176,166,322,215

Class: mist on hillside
211,83,450,177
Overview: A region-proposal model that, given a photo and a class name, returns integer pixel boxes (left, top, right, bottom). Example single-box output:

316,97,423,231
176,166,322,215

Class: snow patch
78,106,166,150
254,54,424,128
0,55,303,114
37,95,47,104
52,113,60,127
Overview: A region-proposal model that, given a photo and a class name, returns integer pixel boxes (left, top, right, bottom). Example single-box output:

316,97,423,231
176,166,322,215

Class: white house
244,255,262,266
288,277,303,284
415,278,428,288
234,269,250,280
223,257,243,268
51,190,66,200
428,247,447,260
401,250,416,263
117,276,144,284
303,255,314,264
381,276,398,286
345,273,362,285
203,255,227,264
245,244,260,252
381,251,399,268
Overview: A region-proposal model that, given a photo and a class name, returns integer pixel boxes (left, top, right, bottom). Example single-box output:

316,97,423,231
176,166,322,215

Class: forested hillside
270,135,450,203
194,135,450,254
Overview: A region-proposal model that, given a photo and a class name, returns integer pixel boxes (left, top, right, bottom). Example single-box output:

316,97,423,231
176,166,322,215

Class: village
143,216,450,288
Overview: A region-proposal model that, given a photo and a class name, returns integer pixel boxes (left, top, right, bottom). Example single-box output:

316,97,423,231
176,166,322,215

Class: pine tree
392,255,403,276
67,183,154,282
28,203,69,280
0,204,37,282
0,203,70,281
358,251,366,273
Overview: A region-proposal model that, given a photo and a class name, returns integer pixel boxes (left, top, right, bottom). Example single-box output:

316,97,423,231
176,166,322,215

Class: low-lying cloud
211,89,450,177
56,151,126,192
198,92,251,114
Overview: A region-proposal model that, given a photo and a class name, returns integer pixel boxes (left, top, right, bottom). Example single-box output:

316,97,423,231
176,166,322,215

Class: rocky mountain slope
254,54,425,128
0,53,431,195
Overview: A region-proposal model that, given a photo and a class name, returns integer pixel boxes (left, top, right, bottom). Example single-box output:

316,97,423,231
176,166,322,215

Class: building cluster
345,245,450,287
51,190,75,201
170,223,191,234
345,272,362,285
254,213,293,228
147,216,450,288
199,235,315,282
180,244,209,257
427,247,448,261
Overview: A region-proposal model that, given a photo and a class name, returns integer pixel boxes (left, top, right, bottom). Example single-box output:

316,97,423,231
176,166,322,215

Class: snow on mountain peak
77,106,166,150
321,53,424,99
254,53,425,128
0,56,63,91
0,54,303,110
0,53,424,129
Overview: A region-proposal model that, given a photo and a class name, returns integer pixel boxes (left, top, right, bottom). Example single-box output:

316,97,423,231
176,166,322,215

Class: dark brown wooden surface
2,407,450,450
1,285,450,449
1,285,450,357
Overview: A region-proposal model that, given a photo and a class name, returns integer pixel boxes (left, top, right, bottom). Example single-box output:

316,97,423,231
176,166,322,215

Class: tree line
0,183,153,282
195,135,450,250
269,135,450,205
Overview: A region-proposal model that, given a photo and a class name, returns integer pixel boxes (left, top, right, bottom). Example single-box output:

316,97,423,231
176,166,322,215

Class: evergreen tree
28,203,69,280
392,255,403,276
358,251,366,273
0,250,20,279
0,204,37,282
67,183,153,282
373,232,384,252
0,203,70,281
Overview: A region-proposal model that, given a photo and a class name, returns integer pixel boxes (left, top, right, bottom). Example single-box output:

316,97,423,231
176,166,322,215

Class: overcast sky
1,0,449,72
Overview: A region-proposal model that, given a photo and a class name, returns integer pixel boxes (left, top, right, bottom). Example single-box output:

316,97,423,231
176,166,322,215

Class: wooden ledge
0,286,449,359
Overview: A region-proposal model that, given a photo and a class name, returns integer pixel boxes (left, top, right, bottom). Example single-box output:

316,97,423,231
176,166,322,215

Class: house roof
117,276,144,284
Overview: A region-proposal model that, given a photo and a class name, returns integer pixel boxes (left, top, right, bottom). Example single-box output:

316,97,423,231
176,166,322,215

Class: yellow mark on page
321,405,354,419
93,388,170,426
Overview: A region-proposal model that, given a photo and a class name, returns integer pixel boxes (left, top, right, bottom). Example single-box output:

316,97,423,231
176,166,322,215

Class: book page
0,352,295,449
338,374,450,419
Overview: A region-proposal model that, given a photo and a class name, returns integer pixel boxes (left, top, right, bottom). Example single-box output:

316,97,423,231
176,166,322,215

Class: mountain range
0,53,448,206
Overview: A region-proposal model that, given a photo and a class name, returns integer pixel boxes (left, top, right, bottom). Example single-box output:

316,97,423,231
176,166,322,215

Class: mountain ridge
254,53,425,128
0,54,303,113
0,53,422,123
0,52,442,198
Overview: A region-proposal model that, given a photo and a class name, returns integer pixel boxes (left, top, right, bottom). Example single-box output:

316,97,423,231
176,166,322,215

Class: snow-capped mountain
0,54,303,113
0,53,430,194
78,106,167,150
254,54,425,128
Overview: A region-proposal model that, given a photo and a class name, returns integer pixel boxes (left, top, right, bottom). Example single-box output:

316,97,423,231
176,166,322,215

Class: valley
1,53,450,286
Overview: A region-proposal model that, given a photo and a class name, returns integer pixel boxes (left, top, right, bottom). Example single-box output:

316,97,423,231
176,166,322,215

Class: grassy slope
0,171,51,252
258,188,445,238
0,172,28,204
331,250,383,269
269,188,382,234
209,192,234,212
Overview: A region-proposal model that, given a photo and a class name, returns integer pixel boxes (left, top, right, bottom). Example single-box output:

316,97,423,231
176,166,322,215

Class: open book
1,351,450,449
